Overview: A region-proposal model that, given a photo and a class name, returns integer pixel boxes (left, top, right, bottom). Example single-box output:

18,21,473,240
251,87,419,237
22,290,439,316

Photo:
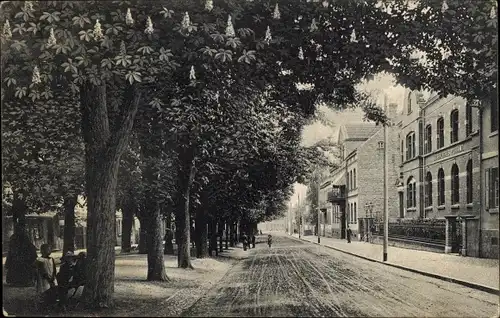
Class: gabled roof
337,122,380,144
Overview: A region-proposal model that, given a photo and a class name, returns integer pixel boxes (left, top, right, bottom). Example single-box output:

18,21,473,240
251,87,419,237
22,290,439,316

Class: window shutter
485,169,490,209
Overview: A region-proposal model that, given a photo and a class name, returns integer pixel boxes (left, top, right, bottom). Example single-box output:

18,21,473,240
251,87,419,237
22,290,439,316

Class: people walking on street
346,227,352,243
242,233,248,251
369,224,376,243
267,234,273,248
251,234,256,248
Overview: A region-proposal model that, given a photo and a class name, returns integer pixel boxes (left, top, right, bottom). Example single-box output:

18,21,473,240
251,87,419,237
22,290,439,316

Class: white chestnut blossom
205,0,213,11
490,4,497,19
441,0,448,13
273,3,281,20
144,16,154,34
350,29,357,42
309,18,318,32
120,41,126,55
189,66,196,81
93,19,103,40
264,26,272,44
225,15,235,37
24,1,34,11
322,1,329,8
47,28,56,46
298,47,304,60
32,66,41,85
125,8,134,25
182,12,191,30
2,20,12,39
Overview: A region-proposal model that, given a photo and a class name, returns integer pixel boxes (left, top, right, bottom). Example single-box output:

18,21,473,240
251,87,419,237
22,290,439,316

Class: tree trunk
195,208,208,258
138,217,148,254
164,209,174,255
225,222,229,250
80,82,140,309
145,201,168,281
121,197,134,254
229,221,235,247
176,150,196,269
218,222,223,253
62,195,78,254
209,218,218,256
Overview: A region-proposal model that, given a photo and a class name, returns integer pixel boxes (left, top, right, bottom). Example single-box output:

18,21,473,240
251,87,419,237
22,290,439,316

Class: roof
343,123,380,140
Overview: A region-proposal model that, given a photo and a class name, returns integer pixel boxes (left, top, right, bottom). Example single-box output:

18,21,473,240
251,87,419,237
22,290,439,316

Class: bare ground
2,247,243,317
182,235,499,317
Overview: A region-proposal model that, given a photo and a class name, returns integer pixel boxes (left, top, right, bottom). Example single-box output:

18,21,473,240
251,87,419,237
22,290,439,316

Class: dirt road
182,235,498,317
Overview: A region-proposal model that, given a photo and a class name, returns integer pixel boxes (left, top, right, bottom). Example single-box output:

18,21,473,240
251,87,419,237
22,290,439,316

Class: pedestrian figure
35,244,57,308
5,222,38,287
251,234,256,248
259,230,262,235
346,227,352,243
242,233,248,251
369,224,376,243
267,234,273,248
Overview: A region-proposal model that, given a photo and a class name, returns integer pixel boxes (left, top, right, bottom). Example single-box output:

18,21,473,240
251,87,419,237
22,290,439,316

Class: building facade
397,90,499,258
480,92,499,259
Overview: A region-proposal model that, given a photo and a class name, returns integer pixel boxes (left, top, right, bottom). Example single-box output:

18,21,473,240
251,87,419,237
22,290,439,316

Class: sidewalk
291,233,499,293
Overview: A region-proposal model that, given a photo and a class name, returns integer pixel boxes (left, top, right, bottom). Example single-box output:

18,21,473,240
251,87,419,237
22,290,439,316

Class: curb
290,235,499,296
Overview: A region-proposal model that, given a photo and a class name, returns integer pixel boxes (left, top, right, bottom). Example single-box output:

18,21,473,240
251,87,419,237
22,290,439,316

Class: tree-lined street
183,234,498,317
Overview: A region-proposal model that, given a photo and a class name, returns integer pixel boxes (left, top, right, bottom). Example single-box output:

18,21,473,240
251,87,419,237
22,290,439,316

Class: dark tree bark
145,200,168,281
138,217,148,254
62,195,78,254
164,208,174,255
176,148,196,269
121,195,134,254
209,218,218,256
229,220,235,247
218,221,223,253
195,207,208,258
80,83,140,309
224,221,229,250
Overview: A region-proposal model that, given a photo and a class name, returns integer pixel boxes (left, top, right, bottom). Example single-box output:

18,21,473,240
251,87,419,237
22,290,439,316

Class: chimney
388,103,398,120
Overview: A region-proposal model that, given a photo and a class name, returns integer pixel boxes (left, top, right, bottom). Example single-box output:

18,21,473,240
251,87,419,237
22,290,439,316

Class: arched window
401,140,404,162
407,92,412,114
354,203,357,223
406,132,416,160
451,164,460,204
407,177,417,208
425,124,432,154
437,117,444,149
450,109,459,143
467,160,473,204
353,169,357,189
425,172,433,207
438,168,445,205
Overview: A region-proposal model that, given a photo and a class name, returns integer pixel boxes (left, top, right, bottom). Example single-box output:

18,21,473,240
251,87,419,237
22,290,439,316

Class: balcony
327,185,346,203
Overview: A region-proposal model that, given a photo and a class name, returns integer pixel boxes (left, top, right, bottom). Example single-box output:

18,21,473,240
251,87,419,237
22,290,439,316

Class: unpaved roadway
182,234,498,317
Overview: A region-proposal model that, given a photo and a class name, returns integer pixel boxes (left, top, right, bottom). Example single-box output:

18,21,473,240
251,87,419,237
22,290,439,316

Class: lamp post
383,95,389,262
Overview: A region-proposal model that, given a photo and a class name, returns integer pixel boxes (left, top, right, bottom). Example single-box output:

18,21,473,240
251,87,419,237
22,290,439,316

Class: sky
289,72,407,208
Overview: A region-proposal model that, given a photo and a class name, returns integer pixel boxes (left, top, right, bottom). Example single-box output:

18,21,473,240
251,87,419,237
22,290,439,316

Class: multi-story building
479,92,498,258
396,89,498,257
315,108,401,240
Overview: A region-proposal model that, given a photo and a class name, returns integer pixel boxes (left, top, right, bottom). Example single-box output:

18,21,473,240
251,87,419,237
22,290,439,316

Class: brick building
479,93,498,259
397,89,498,257
314,111,400,240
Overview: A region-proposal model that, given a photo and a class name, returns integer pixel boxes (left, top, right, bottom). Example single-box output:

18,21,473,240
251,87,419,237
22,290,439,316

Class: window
491,92,498,133
406,132,416,160
425,172,433,207
451,164,460,204
450,110,459,143
438,168,445,205
407,92,412,114
353,169,357,189
407,177,417,208
354,203,357,223
437,117,444,149
466,160,473,204
425,125,432,154
466,103,472,136
401,140,404,162
486,167,499,209
349,171,353,191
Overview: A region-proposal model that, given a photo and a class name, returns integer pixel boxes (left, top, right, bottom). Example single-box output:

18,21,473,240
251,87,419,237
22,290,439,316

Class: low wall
371,235,444,253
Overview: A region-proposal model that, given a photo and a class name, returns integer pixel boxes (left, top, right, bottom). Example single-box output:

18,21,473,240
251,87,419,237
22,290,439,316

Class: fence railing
374,219,446,245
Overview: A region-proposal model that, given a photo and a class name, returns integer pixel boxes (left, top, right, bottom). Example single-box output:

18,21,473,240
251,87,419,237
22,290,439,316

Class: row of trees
1,0,496,309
